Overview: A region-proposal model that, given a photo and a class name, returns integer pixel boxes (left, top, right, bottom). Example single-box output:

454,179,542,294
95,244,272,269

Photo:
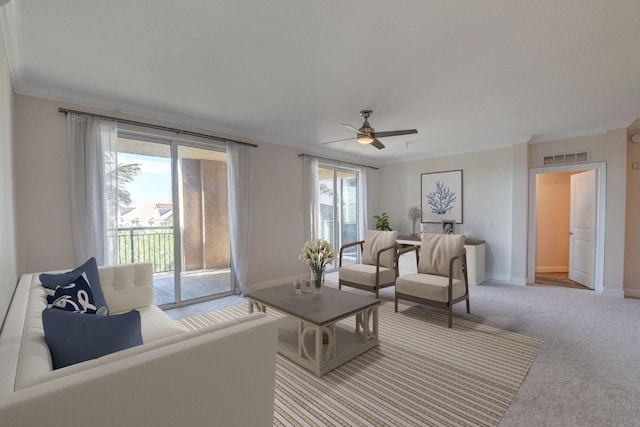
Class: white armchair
338,230,398,298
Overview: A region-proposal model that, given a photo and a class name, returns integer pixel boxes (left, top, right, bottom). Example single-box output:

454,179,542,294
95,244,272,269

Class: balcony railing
108,227,174,273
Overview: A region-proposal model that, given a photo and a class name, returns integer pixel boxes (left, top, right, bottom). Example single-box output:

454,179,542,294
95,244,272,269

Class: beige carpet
178,302,543,427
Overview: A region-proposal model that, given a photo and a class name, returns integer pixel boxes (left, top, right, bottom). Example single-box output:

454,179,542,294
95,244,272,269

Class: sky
118,152,172,207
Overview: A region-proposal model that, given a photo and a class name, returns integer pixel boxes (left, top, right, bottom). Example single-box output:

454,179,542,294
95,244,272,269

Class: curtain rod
298,153,379,170
58,108,258,148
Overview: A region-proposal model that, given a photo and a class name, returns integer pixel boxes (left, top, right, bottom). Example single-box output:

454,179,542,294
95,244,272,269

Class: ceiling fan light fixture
357,133,375,144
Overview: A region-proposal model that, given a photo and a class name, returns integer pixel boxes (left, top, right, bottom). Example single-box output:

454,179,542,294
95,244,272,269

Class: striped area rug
178,302,542,427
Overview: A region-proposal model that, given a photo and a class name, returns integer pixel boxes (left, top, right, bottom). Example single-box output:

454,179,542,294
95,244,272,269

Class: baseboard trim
602,288,625,299
486,273,520,285
509,277,527,286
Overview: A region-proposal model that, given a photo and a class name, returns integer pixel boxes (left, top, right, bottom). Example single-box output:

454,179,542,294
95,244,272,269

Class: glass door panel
177,145,232,301
318,166,358,269
115,137,175,305
318,167,336,261
339,170,358,265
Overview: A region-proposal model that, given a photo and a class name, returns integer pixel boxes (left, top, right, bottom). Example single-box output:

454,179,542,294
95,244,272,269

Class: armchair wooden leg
394,296,398,312
466,299,470,314
448,308,453,328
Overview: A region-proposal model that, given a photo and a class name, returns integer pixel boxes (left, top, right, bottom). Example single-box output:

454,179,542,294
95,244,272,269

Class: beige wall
0,28,17,328
379,148,514,282
511,143,529,284
14,96,75,273
624,124,640,295
249,142,309,284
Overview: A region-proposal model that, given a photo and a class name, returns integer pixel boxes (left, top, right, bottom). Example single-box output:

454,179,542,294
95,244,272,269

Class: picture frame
421,170,463,224
442,220,455,235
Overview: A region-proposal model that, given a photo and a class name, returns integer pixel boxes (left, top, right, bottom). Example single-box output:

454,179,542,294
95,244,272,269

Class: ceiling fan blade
371,139,385,150
375,129,418,138
341,123,361,133
322,136,356,145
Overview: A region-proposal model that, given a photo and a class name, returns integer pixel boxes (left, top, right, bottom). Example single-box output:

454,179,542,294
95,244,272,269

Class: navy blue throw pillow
40,257,108,314
47,274,97,314
42,308,143,370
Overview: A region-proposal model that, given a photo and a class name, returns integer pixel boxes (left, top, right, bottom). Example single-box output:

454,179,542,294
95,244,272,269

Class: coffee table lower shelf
275,314,379,376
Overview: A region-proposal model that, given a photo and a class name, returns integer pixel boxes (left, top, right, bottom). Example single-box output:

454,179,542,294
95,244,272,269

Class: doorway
527,162,606,293
534,170,593,289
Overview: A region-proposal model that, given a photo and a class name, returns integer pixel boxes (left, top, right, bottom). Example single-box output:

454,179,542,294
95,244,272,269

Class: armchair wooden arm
447,249,468,304
339,240,364,267
398,245,419,270
397,245,418,257
376,243,399,276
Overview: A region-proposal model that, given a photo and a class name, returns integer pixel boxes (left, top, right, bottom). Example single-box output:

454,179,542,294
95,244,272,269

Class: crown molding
0,0,24,89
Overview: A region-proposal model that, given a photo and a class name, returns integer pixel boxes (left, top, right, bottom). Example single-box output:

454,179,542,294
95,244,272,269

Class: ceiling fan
323,110,418,150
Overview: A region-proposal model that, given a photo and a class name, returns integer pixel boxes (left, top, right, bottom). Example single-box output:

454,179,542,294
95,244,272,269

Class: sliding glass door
318,166,359,269
113,134,231,306
176,145,231,302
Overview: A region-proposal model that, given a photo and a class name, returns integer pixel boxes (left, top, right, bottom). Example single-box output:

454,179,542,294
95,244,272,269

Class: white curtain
302,156,319,242
358,166,371,239
226,141,254,295
67,113,117,266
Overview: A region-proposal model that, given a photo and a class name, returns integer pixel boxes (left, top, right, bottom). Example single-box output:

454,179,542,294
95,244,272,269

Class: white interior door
569,170,596,289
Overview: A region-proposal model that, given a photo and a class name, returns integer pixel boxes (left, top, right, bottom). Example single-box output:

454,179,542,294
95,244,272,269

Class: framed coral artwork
421,170,463,224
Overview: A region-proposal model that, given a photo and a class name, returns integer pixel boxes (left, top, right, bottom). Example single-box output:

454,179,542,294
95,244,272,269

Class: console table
396,234,486,285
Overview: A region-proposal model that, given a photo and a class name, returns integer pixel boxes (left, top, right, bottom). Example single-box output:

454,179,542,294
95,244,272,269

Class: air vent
542,151,589,166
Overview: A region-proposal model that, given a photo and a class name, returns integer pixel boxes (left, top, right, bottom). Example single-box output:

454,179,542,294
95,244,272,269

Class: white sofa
0,262,279,426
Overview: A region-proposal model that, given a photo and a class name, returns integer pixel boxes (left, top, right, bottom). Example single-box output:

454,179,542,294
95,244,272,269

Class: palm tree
104,151,141,209
114,162,141,208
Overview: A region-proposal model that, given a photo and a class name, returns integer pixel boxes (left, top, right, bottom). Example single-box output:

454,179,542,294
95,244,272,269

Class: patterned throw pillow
40,257,109,314
47,274,98,314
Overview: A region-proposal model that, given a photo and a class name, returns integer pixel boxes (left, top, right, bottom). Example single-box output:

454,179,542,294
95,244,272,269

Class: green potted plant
374,212,392,231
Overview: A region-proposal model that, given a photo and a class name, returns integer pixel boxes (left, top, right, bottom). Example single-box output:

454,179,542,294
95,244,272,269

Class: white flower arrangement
408,206,422,222
298,239,335,270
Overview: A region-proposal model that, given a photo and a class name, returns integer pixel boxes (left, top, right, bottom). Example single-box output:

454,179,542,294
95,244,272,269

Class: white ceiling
2,0,640,164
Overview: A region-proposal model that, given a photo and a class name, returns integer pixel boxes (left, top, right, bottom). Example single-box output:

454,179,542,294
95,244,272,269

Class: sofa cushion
42,308,143,369
99,263,153,313
47,274,98,314
362,230,398,268
40,258,109,314
137,305,188,343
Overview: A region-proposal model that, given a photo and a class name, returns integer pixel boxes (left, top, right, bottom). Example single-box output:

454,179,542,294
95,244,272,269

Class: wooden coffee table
248,285,380,376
